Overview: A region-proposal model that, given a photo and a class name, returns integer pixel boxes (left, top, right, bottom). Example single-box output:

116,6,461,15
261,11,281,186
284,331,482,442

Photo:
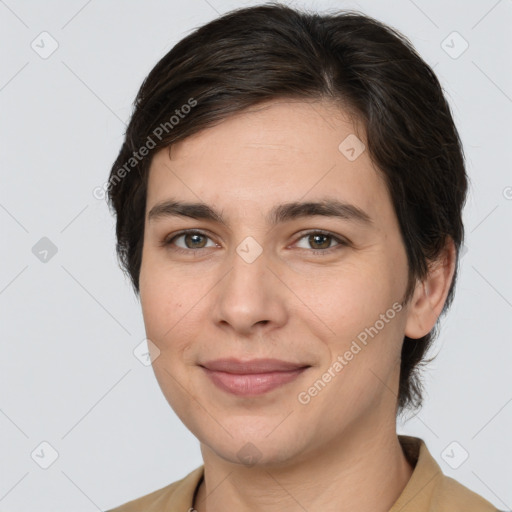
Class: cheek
139,262,187,350
139,271,212,372
286,252,407,382
288,261,393,338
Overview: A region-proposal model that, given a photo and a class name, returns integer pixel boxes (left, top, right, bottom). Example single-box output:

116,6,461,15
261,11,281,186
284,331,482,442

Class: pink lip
200,358,310,396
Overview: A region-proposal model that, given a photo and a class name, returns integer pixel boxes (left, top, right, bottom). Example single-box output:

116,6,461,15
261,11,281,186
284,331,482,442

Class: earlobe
404,238,457,340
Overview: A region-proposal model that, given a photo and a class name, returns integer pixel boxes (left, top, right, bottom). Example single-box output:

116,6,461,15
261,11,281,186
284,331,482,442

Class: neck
193,423,414,512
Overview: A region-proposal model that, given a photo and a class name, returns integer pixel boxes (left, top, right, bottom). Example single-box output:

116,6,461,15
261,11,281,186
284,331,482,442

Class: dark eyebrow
269,199,372,226
147,198,373,226
148,200,225,224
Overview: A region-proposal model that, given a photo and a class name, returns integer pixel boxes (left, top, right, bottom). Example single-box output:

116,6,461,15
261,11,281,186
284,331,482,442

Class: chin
197,422,308,469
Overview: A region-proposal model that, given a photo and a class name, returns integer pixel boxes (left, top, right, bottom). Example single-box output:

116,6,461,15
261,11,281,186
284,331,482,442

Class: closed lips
200,358,310,374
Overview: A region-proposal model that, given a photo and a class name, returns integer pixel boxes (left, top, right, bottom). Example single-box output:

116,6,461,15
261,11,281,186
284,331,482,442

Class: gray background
0,0,511,510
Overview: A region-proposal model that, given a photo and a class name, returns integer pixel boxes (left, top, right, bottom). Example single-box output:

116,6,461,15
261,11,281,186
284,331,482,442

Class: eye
163,230,217,250
294,230,347,251
161,229,348,254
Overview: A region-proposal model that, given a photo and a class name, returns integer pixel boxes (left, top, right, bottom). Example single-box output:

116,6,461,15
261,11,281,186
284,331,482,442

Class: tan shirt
107,435,499,511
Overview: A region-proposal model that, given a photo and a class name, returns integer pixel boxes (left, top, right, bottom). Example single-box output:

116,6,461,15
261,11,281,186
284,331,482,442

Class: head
106,4,466,465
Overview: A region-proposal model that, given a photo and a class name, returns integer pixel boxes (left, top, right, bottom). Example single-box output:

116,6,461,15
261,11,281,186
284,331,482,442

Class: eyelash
160,229,348,255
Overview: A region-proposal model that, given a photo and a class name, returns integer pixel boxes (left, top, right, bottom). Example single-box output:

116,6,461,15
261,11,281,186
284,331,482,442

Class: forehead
146,99,391,224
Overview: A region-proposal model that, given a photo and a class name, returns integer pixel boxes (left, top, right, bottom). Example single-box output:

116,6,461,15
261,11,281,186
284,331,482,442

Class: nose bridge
226,237,270,303
213,236,287,332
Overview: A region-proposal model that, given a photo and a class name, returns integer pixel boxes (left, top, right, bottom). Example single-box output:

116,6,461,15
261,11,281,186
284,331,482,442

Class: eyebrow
148,198,373,227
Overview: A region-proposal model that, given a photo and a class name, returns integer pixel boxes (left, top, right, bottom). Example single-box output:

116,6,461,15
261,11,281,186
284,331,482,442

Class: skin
139,99,456,512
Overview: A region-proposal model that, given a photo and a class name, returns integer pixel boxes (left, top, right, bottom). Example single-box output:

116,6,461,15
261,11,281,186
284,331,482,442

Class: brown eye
294,231,347,252
183,233,208,249
308,233,332,249
165,231,216,250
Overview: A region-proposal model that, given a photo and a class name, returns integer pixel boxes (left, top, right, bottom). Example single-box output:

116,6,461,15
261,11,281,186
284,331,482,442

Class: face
139,99,413,467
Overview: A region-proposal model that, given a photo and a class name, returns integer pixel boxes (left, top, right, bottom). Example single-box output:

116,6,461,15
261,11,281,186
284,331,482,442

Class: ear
404,237,457,339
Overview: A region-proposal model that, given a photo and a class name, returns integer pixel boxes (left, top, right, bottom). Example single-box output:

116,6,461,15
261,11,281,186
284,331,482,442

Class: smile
200,358,310,396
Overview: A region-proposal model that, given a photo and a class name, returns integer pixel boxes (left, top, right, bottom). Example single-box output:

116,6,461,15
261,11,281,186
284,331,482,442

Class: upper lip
200,358,309,374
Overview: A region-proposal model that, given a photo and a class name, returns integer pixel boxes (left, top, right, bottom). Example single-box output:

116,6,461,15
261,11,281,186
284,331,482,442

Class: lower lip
202,367,308,396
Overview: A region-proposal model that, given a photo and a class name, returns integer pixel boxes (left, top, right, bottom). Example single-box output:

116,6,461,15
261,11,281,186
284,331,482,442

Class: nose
212,246,288,336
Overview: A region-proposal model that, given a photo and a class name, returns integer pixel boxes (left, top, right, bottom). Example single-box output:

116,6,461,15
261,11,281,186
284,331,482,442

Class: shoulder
395,435,499,512
105,466,204,512
433,473,501,512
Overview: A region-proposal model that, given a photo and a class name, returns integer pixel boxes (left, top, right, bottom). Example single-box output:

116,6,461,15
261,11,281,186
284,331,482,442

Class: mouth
200,358,311,396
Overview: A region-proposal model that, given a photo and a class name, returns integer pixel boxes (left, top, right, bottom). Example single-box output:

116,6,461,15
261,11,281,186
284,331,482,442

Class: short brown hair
106,3,467,414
